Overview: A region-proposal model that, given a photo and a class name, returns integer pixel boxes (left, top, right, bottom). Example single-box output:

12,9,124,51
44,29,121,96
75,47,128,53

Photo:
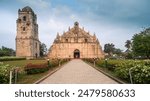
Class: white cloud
18,0,50,9
0,0,146,51
48,19,67,32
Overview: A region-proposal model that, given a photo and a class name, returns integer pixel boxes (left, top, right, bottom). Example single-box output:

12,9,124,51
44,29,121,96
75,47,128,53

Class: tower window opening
18,19,21,23
23,16,26,21
85,38,88,42
23,27,26,31
35,43,37,49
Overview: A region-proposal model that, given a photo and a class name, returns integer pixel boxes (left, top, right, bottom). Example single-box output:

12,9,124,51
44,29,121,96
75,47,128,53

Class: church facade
48,22,104,59
16,6,40,59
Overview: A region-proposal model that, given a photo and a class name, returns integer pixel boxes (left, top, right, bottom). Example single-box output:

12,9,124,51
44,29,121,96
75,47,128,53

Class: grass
3,60,47,67
17,69,53,84
2,59,51,84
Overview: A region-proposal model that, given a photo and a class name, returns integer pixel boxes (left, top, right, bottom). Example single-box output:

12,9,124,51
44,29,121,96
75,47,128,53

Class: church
15,6,104,59
48,22,104,59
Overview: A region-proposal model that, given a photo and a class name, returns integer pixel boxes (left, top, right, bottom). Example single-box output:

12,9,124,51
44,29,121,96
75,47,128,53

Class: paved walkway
40,59,118,84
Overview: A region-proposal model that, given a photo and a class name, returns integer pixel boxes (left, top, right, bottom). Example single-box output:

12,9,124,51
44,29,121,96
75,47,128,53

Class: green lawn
17,70,52,84
3,60,47,68
2,59,51,84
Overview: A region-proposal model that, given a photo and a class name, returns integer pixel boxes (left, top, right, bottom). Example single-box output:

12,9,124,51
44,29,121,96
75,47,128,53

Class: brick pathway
40,59,118,84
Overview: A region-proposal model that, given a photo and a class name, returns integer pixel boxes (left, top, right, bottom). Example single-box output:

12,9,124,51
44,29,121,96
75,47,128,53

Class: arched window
23,27,26,31
85,38,88,42
23,16,26,21
35,43,37,49
66,39,68,42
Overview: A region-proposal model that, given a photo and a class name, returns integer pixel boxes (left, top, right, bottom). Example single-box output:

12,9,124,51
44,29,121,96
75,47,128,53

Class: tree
0,46,15,57
104,43,115,56
40,43,47,57
125,40,131,50
113,48,122,55
124,40,133,59
132,28,150,59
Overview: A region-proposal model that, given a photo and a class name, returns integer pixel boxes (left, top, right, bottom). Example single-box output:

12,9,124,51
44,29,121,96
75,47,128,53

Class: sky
0,0,150,51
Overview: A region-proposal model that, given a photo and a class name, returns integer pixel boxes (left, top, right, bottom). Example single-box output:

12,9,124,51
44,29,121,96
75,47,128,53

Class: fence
9,68,19,84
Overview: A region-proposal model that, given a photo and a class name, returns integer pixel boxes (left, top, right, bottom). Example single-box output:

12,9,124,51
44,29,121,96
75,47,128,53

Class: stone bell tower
16,6,40,59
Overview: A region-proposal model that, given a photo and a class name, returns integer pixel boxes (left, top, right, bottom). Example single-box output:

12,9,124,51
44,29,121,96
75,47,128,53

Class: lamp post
93,58,96,67
93,56,98,67
47,59,50,67
105,58,108,68
58,56,61,66
59,59,61,66
93,57,96,67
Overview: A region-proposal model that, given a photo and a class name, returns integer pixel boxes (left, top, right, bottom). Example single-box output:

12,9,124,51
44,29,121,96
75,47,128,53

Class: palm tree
125,40,131,50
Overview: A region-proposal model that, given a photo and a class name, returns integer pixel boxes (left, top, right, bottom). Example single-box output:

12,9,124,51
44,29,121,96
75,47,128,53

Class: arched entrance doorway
74,49,80,58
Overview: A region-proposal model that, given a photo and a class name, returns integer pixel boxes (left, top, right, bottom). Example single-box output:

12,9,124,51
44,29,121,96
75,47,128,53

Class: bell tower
16,6,40,59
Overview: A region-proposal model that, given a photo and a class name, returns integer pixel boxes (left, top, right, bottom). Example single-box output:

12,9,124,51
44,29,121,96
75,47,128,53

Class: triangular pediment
54,22,98,43
61,22,93,38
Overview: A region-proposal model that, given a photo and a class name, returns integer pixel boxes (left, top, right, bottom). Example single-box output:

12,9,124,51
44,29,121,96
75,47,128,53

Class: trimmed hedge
0,57,26,61
24,58,70,74
24,63,48,74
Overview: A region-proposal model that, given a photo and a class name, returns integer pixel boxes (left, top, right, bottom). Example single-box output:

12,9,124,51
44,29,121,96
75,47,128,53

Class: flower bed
24,59,70,75
24,63,48,74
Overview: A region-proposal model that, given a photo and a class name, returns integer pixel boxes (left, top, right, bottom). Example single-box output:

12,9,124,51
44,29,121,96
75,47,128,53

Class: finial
82,27,84,30
93,33,96,37
87,31,89,34
68,26,70,31
18,9,21,12
74,21,79,27
57,32,60,37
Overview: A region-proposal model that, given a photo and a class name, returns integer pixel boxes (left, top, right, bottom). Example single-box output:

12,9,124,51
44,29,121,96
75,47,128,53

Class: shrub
131,64,150,83
0,62,14,83
115,61,150,83
24,58,70,75
50,59,59,67
48,58,70,68
114,61,135,82
86,59,150,83
0,56,26,61
96,59,122,71
24,63,48,74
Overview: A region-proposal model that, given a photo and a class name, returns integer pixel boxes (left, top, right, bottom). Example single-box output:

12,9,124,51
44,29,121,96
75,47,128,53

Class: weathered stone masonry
16,6,40,59
48,22,104,59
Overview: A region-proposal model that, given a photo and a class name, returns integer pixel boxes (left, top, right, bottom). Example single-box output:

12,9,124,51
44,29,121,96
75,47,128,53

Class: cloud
25,0,145,50
77,0,150,26
17,0,50,9
0,0,149,51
